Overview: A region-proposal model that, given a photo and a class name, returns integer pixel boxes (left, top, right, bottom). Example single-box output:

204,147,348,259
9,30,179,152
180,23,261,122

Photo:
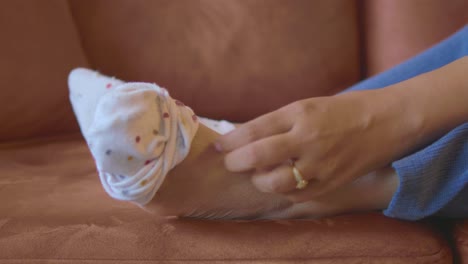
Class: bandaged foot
69,68,398,219
68,68,284,218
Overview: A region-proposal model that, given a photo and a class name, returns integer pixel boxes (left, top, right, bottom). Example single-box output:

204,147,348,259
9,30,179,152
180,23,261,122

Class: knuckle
283,133,299,155
289,100,309,117
254,176,283,193
244,127,259,143
259,179,273,193
267,179,284,193
304,125,323,141
245,145,261,167
295,129,320,149
225,154,240,172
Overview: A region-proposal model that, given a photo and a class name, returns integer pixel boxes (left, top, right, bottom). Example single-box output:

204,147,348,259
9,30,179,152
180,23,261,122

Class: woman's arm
372,56,468,162
216,56,468,203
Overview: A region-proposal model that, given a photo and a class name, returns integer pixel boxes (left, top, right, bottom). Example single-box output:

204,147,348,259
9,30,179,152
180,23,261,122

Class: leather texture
0,137,452,263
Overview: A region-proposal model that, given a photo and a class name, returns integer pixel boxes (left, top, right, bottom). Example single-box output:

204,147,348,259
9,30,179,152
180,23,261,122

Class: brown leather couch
1,1,467,263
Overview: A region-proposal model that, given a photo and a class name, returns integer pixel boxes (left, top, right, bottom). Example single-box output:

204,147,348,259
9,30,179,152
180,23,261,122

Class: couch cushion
0,137,452,263
455,220,468,263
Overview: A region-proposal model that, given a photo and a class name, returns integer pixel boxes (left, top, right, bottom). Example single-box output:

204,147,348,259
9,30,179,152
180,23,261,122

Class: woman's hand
215,57,468,203
215,89,418,203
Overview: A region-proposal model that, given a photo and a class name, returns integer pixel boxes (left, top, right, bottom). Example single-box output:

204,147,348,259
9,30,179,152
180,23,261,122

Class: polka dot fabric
68,68,199,206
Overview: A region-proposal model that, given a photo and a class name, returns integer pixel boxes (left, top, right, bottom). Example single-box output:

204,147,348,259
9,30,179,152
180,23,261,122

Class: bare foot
144,124,399,220
68,68,399,220
144,124,292,219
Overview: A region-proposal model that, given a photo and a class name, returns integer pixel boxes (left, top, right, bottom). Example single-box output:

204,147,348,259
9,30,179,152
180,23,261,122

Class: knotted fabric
69,68,199,205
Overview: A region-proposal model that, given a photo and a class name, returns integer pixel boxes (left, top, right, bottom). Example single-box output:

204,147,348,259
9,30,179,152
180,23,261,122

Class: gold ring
291,163,308,190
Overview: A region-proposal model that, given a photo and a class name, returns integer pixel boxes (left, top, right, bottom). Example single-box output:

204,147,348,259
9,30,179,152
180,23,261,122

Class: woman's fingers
250,158,344,203
251,164,298,193
216,93,392,202
224,133,298,172
215,106,293,152
251,159,314,194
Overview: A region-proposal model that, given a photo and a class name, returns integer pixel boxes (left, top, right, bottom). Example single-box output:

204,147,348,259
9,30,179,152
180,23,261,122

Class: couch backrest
0,0,466,142
68,0,362,120
0,1,88,142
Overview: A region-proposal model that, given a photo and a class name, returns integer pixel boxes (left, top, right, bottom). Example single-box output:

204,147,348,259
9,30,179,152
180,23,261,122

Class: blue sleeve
385,125,468,220
343,25,468,220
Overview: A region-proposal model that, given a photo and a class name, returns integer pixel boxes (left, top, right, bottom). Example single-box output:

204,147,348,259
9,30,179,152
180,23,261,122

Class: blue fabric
343,25,468,220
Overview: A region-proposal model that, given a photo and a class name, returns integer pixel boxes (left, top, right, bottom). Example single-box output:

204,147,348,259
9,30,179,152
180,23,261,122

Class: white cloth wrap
69,68,199,206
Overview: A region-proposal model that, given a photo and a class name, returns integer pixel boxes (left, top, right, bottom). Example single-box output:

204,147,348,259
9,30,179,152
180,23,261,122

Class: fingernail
213,142,223,152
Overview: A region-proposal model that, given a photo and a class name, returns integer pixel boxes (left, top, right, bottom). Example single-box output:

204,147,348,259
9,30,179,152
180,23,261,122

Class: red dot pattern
95,83,199,177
